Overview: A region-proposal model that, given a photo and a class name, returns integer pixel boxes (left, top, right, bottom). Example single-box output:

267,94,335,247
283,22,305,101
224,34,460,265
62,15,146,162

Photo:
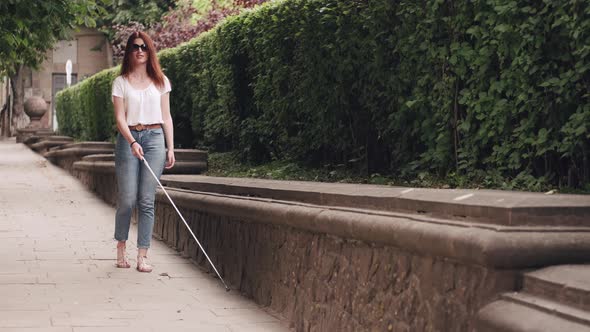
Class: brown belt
129,123,161,131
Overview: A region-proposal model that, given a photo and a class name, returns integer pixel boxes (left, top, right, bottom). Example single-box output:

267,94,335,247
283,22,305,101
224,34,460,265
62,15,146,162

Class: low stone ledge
72,149,207,204
164,149,208,174
81,154,114,162
73,160,115,174
75,149,207,174
152,187,590,330
16,128,55,143
23,132,60,146
155,188,590,269
30,136,74,154
153,188,521,331
476,265,590,331
45,142,115,174
174,149,208,162
74,161,208,175
476,297,590,332
62,159,590,330
53,141,115,151
164,161,207,174
160,175,590,227
46,147,114,161
523,265,590,312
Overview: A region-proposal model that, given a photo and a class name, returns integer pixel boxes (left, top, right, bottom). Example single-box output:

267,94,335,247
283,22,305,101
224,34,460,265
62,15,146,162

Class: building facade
11,27,113,131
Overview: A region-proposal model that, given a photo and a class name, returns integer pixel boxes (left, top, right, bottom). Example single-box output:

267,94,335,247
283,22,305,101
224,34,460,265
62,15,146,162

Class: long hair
120,31,165,88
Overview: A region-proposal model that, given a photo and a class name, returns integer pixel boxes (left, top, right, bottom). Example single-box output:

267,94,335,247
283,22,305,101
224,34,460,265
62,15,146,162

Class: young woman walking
112,31,175,272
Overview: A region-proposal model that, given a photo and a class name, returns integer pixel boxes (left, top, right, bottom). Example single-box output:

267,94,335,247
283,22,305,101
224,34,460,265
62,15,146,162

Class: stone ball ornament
24,96,48,121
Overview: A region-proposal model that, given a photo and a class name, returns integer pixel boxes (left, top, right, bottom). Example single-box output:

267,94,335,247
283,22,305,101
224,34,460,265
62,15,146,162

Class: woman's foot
116,242,130,268
136,255,153,273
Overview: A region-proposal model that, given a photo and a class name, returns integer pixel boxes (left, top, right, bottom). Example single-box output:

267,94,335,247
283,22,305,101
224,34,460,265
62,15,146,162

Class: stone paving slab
0,139,290,331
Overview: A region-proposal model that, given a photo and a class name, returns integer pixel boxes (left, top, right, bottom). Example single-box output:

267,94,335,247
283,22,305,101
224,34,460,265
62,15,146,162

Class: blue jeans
114,127,166,248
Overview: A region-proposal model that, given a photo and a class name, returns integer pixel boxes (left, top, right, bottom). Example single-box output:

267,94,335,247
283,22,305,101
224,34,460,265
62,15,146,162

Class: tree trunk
1,77,14,137
583,142,588,185
1,78,9,136
453,79,460,174
1,101,8,137
10,65,30,133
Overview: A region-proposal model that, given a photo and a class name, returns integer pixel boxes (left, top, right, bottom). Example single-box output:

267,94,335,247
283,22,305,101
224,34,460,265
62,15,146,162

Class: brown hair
120,31,165,89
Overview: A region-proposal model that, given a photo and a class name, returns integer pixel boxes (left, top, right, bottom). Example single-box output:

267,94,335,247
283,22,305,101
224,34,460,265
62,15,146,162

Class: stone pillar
16,96,52,142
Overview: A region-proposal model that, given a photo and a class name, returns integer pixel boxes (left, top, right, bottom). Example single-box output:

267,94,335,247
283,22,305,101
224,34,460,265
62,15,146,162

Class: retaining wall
150,180,590,331
41,146,590,331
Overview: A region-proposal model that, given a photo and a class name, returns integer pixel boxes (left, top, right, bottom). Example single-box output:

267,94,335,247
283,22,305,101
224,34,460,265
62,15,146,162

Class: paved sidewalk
0,139,290,332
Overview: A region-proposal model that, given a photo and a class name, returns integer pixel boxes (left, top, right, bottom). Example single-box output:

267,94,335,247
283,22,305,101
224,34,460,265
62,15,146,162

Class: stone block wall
148,182,590,331
36,143,590,331
155,204,518,331
75,168,117,206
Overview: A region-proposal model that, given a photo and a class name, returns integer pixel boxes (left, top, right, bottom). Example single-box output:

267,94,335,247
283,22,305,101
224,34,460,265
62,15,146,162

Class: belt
129,123,161,131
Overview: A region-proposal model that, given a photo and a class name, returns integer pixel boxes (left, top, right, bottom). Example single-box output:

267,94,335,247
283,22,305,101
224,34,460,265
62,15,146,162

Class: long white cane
141,157,230,291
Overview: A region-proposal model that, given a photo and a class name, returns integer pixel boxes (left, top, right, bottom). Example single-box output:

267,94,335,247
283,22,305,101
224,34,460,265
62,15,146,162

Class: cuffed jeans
114,127,166,248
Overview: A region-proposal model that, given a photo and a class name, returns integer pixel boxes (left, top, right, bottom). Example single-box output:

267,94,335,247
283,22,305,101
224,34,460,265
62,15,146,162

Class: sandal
136,255,153,273
116,243,130,268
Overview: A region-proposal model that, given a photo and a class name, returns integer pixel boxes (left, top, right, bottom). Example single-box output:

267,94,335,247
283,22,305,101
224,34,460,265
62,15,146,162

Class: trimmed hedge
57,0,590,189
56,67,118,141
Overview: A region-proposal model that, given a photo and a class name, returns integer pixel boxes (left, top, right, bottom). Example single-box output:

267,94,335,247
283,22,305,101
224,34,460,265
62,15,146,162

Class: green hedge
57,0,590,189
56,67,118,141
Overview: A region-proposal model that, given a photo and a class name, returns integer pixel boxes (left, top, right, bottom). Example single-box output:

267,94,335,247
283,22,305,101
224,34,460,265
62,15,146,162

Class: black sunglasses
131,43,148,52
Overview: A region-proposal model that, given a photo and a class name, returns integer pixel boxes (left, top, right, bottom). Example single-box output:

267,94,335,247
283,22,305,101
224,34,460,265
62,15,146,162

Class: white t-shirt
111,75,171,126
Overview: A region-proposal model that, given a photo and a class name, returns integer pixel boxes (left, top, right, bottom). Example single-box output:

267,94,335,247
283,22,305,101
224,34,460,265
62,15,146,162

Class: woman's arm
161,92,175,169
113,95,143,159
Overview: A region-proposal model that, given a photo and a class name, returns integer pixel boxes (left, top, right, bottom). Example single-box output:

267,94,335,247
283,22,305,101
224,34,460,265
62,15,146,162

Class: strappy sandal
116,244,131,268
136,255,153,273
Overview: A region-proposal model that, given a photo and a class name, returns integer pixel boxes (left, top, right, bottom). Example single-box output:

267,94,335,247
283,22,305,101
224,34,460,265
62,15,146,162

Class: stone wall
155,204,518,331
43,149,590,331
148,182,590,331
75,165,117,205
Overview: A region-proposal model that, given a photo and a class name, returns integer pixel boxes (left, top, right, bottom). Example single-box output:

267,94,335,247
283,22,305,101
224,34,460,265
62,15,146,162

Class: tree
0,0,110,135
108,0,269,61
102,0,175,28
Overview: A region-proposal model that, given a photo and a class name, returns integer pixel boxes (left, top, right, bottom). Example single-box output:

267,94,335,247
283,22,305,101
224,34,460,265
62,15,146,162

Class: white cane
141,157,230,291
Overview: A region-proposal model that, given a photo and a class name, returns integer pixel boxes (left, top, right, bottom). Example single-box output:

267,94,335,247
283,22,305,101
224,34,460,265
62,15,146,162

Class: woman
112,31,175,272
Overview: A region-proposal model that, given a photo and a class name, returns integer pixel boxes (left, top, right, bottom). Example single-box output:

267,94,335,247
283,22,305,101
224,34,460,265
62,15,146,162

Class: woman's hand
165,150,175,169
131,141,144,159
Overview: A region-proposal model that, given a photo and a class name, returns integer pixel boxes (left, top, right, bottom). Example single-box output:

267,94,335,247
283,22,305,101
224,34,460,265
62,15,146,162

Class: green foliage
102,0,173,27
56,67,119,141
57,0,590,190
0,0,110,75
191,0,233,20
206,151,370,183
